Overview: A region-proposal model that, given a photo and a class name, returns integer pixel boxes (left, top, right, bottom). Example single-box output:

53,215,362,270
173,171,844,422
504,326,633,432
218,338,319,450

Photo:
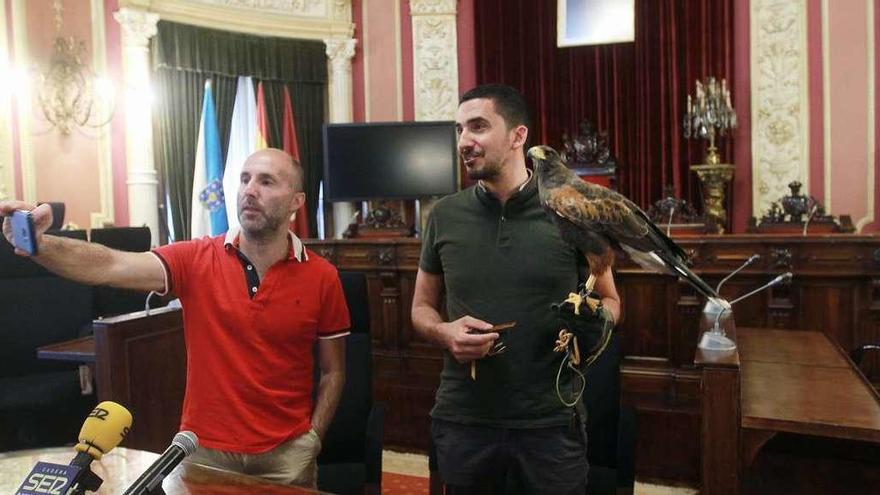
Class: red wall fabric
473,0,736,226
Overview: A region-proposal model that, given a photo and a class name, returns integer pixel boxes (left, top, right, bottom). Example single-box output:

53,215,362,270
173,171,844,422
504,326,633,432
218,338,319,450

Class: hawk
528,145,727,312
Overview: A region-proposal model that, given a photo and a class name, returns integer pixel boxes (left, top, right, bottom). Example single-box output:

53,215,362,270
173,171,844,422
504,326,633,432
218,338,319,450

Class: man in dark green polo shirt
411,84,621,494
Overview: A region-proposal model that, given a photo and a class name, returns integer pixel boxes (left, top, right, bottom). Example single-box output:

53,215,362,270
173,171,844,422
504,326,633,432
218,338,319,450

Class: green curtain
151,21,327,241
262,81,326,238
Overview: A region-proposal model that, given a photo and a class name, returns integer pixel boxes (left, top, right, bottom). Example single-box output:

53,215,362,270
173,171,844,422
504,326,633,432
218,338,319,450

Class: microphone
16,401,132,495
700,272,793,351
728,272,792,305
123,431,199,495
715,254,761,293
803,204,819,236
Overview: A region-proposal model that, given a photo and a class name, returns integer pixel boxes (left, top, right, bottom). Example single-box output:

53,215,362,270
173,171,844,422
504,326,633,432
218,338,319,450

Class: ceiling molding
119,0,353,39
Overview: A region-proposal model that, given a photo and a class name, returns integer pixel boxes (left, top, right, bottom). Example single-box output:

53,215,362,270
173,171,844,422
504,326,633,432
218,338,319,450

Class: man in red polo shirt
0,148,350,488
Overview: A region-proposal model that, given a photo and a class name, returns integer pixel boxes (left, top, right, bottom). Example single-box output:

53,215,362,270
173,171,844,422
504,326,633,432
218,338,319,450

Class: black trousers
431,418,588,495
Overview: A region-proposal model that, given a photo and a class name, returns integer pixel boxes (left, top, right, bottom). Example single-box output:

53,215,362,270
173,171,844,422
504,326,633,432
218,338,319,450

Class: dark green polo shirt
420,175,586,428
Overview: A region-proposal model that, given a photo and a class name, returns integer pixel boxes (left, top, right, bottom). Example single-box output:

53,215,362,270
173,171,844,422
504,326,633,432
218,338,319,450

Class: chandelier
37,0,114,134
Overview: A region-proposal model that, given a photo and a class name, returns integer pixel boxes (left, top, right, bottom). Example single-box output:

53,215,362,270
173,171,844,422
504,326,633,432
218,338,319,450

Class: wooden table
738,328,880,466
0,447,317,493
37,335,96,362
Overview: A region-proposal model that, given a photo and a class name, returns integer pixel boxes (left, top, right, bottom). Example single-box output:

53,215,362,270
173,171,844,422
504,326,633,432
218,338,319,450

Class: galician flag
190,79,227,238
221,76,258,233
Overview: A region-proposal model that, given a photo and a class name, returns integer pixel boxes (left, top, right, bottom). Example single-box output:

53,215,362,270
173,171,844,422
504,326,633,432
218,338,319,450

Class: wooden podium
38,307,186,454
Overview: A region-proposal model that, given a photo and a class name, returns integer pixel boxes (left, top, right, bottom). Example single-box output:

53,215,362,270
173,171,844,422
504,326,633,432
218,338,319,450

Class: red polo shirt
152,230,350,453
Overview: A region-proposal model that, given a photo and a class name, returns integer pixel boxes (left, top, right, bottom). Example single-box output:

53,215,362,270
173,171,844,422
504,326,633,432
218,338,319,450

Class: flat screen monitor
323,121,458,201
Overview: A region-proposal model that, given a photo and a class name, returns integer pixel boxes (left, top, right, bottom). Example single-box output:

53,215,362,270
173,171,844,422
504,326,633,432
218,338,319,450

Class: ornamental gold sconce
37,0,115,135
683,77,737,233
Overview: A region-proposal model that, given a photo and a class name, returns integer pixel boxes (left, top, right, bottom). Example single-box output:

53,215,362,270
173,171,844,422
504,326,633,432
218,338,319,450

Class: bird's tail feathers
620,244,669,273
621,244,720,300
659,251,720,300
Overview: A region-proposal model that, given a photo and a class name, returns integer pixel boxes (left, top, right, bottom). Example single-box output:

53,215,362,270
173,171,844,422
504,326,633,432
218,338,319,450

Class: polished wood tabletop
738,328,880,443
37,335,97,363
0,447,318,494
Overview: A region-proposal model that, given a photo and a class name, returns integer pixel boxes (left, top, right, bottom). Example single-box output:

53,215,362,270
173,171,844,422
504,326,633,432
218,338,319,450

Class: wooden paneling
798,281,856,348
616,274,674,361
305,234,880,483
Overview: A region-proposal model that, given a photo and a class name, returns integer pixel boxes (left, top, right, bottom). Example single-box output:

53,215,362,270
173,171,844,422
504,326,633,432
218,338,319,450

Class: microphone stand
702,255,761,320
715,254,760,294
67,469,103,495
67,452,105,495
698,272,793,351
802,204,819,236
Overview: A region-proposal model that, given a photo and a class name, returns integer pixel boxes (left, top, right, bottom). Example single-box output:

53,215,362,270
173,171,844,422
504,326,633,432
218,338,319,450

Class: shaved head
237,148,306,240
245,148,304,192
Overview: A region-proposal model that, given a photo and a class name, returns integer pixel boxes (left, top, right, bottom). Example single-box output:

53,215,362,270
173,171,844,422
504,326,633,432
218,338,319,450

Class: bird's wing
546,181,719,300
544,181,651,245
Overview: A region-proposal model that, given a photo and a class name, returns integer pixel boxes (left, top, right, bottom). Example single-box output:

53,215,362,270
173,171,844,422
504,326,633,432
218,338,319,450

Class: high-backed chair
316,271,384,495
851,344,880,371
37,201,65,231
584,332,637,494
0,230,96,451
88,226,153,317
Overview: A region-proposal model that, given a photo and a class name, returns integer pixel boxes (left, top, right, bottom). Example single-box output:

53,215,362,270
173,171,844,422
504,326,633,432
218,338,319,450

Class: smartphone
10,209,38,255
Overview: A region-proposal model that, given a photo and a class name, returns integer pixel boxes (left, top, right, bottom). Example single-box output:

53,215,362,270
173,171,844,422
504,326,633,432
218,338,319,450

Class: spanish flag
255,81,269,150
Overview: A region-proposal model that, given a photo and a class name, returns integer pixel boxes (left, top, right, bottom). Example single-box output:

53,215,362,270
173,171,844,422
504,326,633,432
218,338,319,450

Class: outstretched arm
1,201,167,293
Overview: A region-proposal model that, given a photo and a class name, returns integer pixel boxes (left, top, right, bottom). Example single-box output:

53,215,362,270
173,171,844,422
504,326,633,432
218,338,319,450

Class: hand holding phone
10,209,38,256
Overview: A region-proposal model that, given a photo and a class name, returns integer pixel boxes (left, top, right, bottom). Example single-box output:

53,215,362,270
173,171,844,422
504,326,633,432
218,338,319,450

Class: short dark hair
459,84,531,130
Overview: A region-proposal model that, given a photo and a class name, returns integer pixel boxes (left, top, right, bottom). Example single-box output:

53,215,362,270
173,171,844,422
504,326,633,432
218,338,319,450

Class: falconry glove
550,291,615,407
551,292,615,365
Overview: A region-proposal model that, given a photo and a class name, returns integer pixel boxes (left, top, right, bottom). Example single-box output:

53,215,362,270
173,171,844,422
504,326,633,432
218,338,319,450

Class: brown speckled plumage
528,145,719,300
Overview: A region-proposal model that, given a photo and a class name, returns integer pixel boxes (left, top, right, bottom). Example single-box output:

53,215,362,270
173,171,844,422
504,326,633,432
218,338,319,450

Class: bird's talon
563,292,583,315
585,297,601,315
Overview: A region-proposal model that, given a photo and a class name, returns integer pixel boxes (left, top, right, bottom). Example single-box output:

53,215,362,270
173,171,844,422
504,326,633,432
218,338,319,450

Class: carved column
324,37,357,238
410,0,459,121
114,8,160,246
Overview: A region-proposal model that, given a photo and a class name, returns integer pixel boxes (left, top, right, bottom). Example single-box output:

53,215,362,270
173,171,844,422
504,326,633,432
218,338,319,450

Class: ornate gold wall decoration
190,0,325,17
750,0,810,217
410,0,458,121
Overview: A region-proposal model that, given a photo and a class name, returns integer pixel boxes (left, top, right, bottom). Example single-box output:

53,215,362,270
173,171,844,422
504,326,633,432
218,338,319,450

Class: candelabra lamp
37,0,115,135
683,77,738,233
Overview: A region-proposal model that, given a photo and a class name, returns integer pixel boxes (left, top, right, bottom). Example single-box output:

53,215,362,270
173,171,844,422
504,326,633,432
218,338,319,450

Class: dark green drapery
152,21,327,241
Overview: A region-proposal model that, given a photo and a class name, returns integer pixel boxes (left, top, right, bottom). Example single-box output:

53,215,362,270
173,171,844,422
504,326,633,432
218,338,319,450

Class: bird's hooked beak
527,146,547,161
